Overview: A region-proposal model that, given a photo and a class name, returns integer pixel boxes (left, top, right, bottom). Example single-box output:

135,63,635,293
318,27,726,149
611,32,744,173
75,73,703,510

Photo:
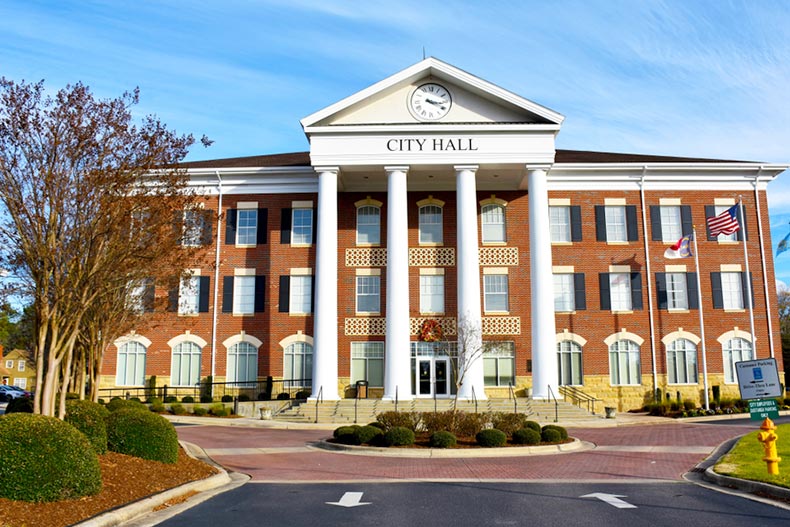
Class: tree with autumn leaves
0,78,209,417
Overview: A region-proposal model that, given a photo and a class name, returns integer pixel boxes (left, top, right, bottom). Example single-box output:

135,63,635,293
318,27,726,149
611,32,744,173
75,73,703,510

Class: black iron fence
98,377,312,403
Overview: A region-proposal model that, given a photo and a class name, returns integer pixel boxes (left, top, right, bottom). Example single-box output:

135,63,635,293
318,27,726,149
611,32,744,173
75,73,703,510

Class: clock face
410,83,452,121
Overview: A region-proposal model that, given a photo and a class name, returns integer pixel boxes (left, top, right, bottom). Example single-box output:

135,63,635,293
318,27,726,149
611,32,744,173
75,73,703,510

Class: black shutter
736,206,748,241
280,208,292,244
705,205,716,240
279,276,290,312
222,276,233,313
711,272,723,309
225,209,237,245
599,273,611,310
168,285,178,312
143,279,155,313
257,208,268,244
595,206,606,242
741,272,755,309
173,211,183,246
681,206,693,236
198,276,210,313
626,206,638,242
310,276,316,313
573,273,586,310
650,206,662,241
687,273,699,310
200,210,213,245
254,275,266,313
570,206,583,242
630,272,643,310
656,273,667,310
311,209,317,244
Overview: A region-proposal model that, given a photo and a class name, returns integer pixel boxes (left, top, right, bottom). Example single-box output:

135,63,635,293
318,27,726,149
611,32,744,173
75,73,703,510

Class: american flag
707,205,740,237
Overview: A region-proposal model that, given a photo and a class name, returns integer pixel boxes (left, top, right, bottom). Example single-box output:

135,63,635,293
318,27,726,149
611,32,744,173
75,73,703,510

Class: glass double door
416,357,451,397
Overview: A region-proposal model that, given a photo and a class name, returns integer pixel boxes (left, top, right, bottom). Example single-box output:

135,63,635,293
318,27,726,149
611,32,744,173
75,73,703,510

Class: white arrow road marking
326,492,371,508
580,493,637,509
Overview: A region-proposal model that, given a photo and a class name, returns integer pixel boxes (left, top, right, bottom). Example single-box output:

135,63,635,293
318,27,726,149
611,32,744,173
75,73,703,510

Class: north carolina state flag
664,233,693,259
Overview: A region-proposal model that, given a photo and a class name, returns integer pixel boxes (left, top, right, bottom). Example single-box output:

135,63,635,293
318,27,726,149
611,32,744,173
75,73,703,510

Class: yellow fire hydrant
756,417,781,475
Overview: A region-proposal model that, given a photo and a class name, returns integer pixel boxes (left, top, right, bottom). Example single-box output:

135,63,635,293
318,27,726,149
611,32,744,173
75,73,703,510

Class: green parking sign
748,399,779,421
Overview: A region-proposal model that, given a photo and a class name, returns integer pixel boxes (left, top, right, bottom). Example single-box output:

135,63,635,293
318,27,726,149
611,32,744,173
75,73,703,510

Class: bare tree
0,79,206,417
431,314,489,409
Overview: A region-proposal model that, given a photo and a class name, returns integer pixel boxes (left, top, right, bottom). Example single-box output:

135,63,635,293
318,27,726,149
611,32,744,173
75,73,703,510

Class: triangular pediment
301,57,564,129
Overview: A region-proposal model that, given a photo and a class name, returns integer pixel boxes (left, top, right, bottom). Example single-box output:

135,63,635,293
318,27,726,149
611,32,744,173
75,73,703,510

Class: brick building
100,58,787,411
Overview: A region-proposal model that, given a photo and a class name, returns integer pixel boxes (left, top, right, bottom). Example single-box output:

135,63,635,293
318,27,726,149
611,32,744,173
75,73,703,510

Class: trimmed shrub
170,403,187,415
130,397,142,403
354,425,383,445
181,395,195,403
149,398,166,413
491,413,529,436
106,398,146,413
238,394,251,402
4,396,33,413
367,421,386,430
276,392,290,400
383,426,415,446
476,428,507,448
209,403,231,417
376,411,421,432
429,431,457,448
65,399,110,454
541,428,562,443
523,420,541,433
295,390,311,400
221,395,233,403
193,406,208,416
541,424,568,440
334,425,361,445
682,399,696,411
65,392,80,400
200,395,213,403
421,410,457,434
512,428,541,445
164,396,178,403
454,412,489,437
257,392,271,401
0,413,102,502
106,408,179,463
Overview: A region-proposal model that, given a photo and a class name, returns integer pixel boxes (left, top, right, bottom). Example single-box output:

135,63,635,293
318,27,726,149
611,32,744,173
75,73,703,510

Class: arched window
723,338,753,383
419,204,443,244
481,204,506,243
284,341,313,388
356,205,381,245
557,340,583,386
171,342,202,386
227,342,258,384
609,340,641,385
117,341,146,386
667,338,698,384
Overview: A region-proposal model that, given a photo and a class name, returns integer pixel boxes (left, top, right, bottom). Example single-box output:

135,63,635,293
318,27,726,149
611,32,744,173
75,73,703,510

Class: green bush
476,428,507,447
429,431,457,448
367,421,386,430
454,412,489,437
512,428,541,445
130,397,142,403
295,390,311,400
4,396,33,413
65,392,80,400
106,408,179,463
523,420,541,433
354,425,383,445
164,396,177,403
149,398,166,413
376,411,421,432
106,398,147,413
682,399,696,411
209,403,231,417
334,425,361,445
193,406,208,416
491,413,529,436
541,428,562,443
200,395,213,403
221,394,233,403
170,403,187,415
181,395,195,403
383,426,415,446
0,413,102,502
65,399,110,454
238,393,251,402
541,424,568,440
421,410,457,434
276,392,290,400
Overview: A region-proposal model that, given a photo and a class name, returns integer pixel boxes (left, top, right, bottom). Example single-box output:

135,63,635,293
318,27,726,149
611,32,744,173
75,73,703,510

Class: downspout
639,168,659,400
753,169,776,358
211,171,223,381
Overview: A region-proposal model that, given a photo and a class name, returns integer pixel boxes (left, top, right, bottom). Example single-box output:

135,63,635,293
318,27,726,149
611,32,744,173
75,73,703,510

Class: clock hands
424,97,447,110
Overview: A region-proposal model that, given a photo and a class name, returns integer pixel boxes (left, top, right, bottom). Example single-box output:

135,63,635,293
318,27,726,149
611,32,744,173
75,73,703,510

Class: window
356,206,381,245
667,338,698,384
351,342,384,387
723,338,753,383
721,272,744,309
227,342,258,384
284,342,312,387
481,204,506,243
127,279,153,314
171,342,202,386
116,341,146,386
483,342,515,386
609,340,641,385
14,378,26,389
181,209,210,246
233,276,255,315
178,275,200,315
554,274,575,312
660,206,682,242
557,341,583,386
290,275,313,314
292,208,313,244
714,205,738,242
17,360,24,372
609,273,632,311
419,205,443,244
605,206,627,242
236,209,258,245
356,276,381,313
5,360,12,369
665,273,688,310
550,206,571,243
420,275,445,313
484,274,509,312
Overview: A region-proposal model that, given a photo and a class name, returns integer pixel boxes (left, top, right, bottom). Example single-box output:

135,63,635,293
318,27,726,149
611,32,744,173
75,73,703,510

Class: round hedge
476,428,507,447
106,397,147,413
429,431,457,448
540,428,562,443
0,413,102,502
106,408,179,463
65,399,110,454
354,425,383,445
4,396,33,414
383,426,415,447
333,425,361,445
523,420,541,433
541,424,568,440
512,428,541,445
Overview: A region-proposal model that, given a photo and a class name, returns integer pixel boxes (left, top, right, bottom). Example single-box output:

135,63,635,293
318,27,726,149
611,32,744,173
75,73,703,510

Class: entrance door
416,358,451,397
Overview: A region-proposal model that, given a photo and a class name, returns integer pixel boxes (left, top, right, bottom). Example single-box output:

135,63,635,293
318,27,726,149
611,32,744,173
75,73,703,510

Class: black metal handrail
508,382,518,413
314,385,323,423
547,384,559,423
471,385,478,414
558,385,600,415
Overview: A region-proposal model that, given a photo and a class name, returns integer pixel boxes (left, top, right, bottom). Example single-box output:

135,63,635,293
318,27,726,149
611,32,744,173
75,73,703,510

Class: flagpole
739,196,757,357
692,227,710,411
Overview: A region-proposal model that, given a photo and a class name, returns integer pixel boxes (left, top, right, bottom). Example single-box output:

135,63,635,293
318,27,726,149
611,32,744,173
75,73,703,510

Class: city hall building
101,58,786,411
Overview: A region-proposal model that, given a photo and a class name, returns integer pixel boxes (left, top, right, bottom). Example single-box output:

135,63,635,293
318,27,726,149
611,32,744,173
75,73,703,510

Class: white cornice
303,124,562,134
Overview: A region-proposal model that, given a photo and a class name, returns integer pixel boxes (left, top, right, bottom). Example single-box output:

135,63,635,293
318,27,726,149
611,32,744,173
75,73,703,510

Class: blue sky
2,0,790,286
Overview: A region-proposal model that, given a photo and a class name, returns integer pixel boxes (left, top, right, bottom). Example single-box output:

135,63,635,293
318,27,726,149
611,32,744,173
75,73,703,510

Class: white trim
354,197,384,208
720,264,742,272
604,330,645,347
604,198,627,206
715,198,736,206
222,332,263,349
419,267,445,275
659,198,682,205
290,268,313,276
279,332,314,348
661,329,701,346
483,267,509,275
167,333,208,349
549,198,571,206
609,265,631,273
416,196,446,207
356,268,381,276
556,329,587,347
234,268,256,276
665,265,688,272
237,201,258,209
552,265,575,273
114,334,152,349
479,196,508,207
717,328,754,344
292,200,313,208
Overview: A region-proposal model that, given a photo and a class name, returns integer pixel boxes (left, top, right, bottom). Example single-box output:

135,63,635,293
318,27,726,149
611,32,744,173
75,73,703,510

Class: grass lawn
715,423,790,488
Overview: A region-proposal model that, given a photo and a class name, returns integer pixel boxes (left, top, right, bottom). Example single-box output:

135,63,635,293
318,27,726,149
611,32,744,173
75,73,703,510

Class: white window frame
714,205,738,242
178,274,200,315
171,341,202,387
419,274,445,314
557,340,583,386
291,208,313,245
419,204,443,244
605,206,627,242
356,275,381,314
13,378,26,389
116,341,147,386
553,273,575,312
5,360,12,369
181,209,203,246
666,338,698,384
17,360,24,372
483,342,515,387
609,340,641,386
723,338,753,384
227,341,258,384
233,275,255,315
483,274,509,313
666,272,688,310
236,208,258,246
481,204,506,243
609,273,632,311
721,272,744,309
284,342,313,388
356,205,381,245
660,206,682,242
549,206,571,243
289,275,312,314
351,342,385,387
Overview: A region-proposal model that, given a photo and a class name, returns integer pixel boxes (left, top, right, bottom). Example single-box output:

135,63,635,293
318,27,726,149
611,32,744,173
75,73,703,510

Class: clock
409,83,452,121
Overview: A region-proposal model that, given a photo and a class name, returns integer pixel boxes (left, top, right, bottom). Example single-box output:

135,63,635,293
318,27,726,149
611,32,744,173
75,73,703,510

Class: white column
383,166,412,401
527,166,558,399
455,165,486,400
310,167,339,400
